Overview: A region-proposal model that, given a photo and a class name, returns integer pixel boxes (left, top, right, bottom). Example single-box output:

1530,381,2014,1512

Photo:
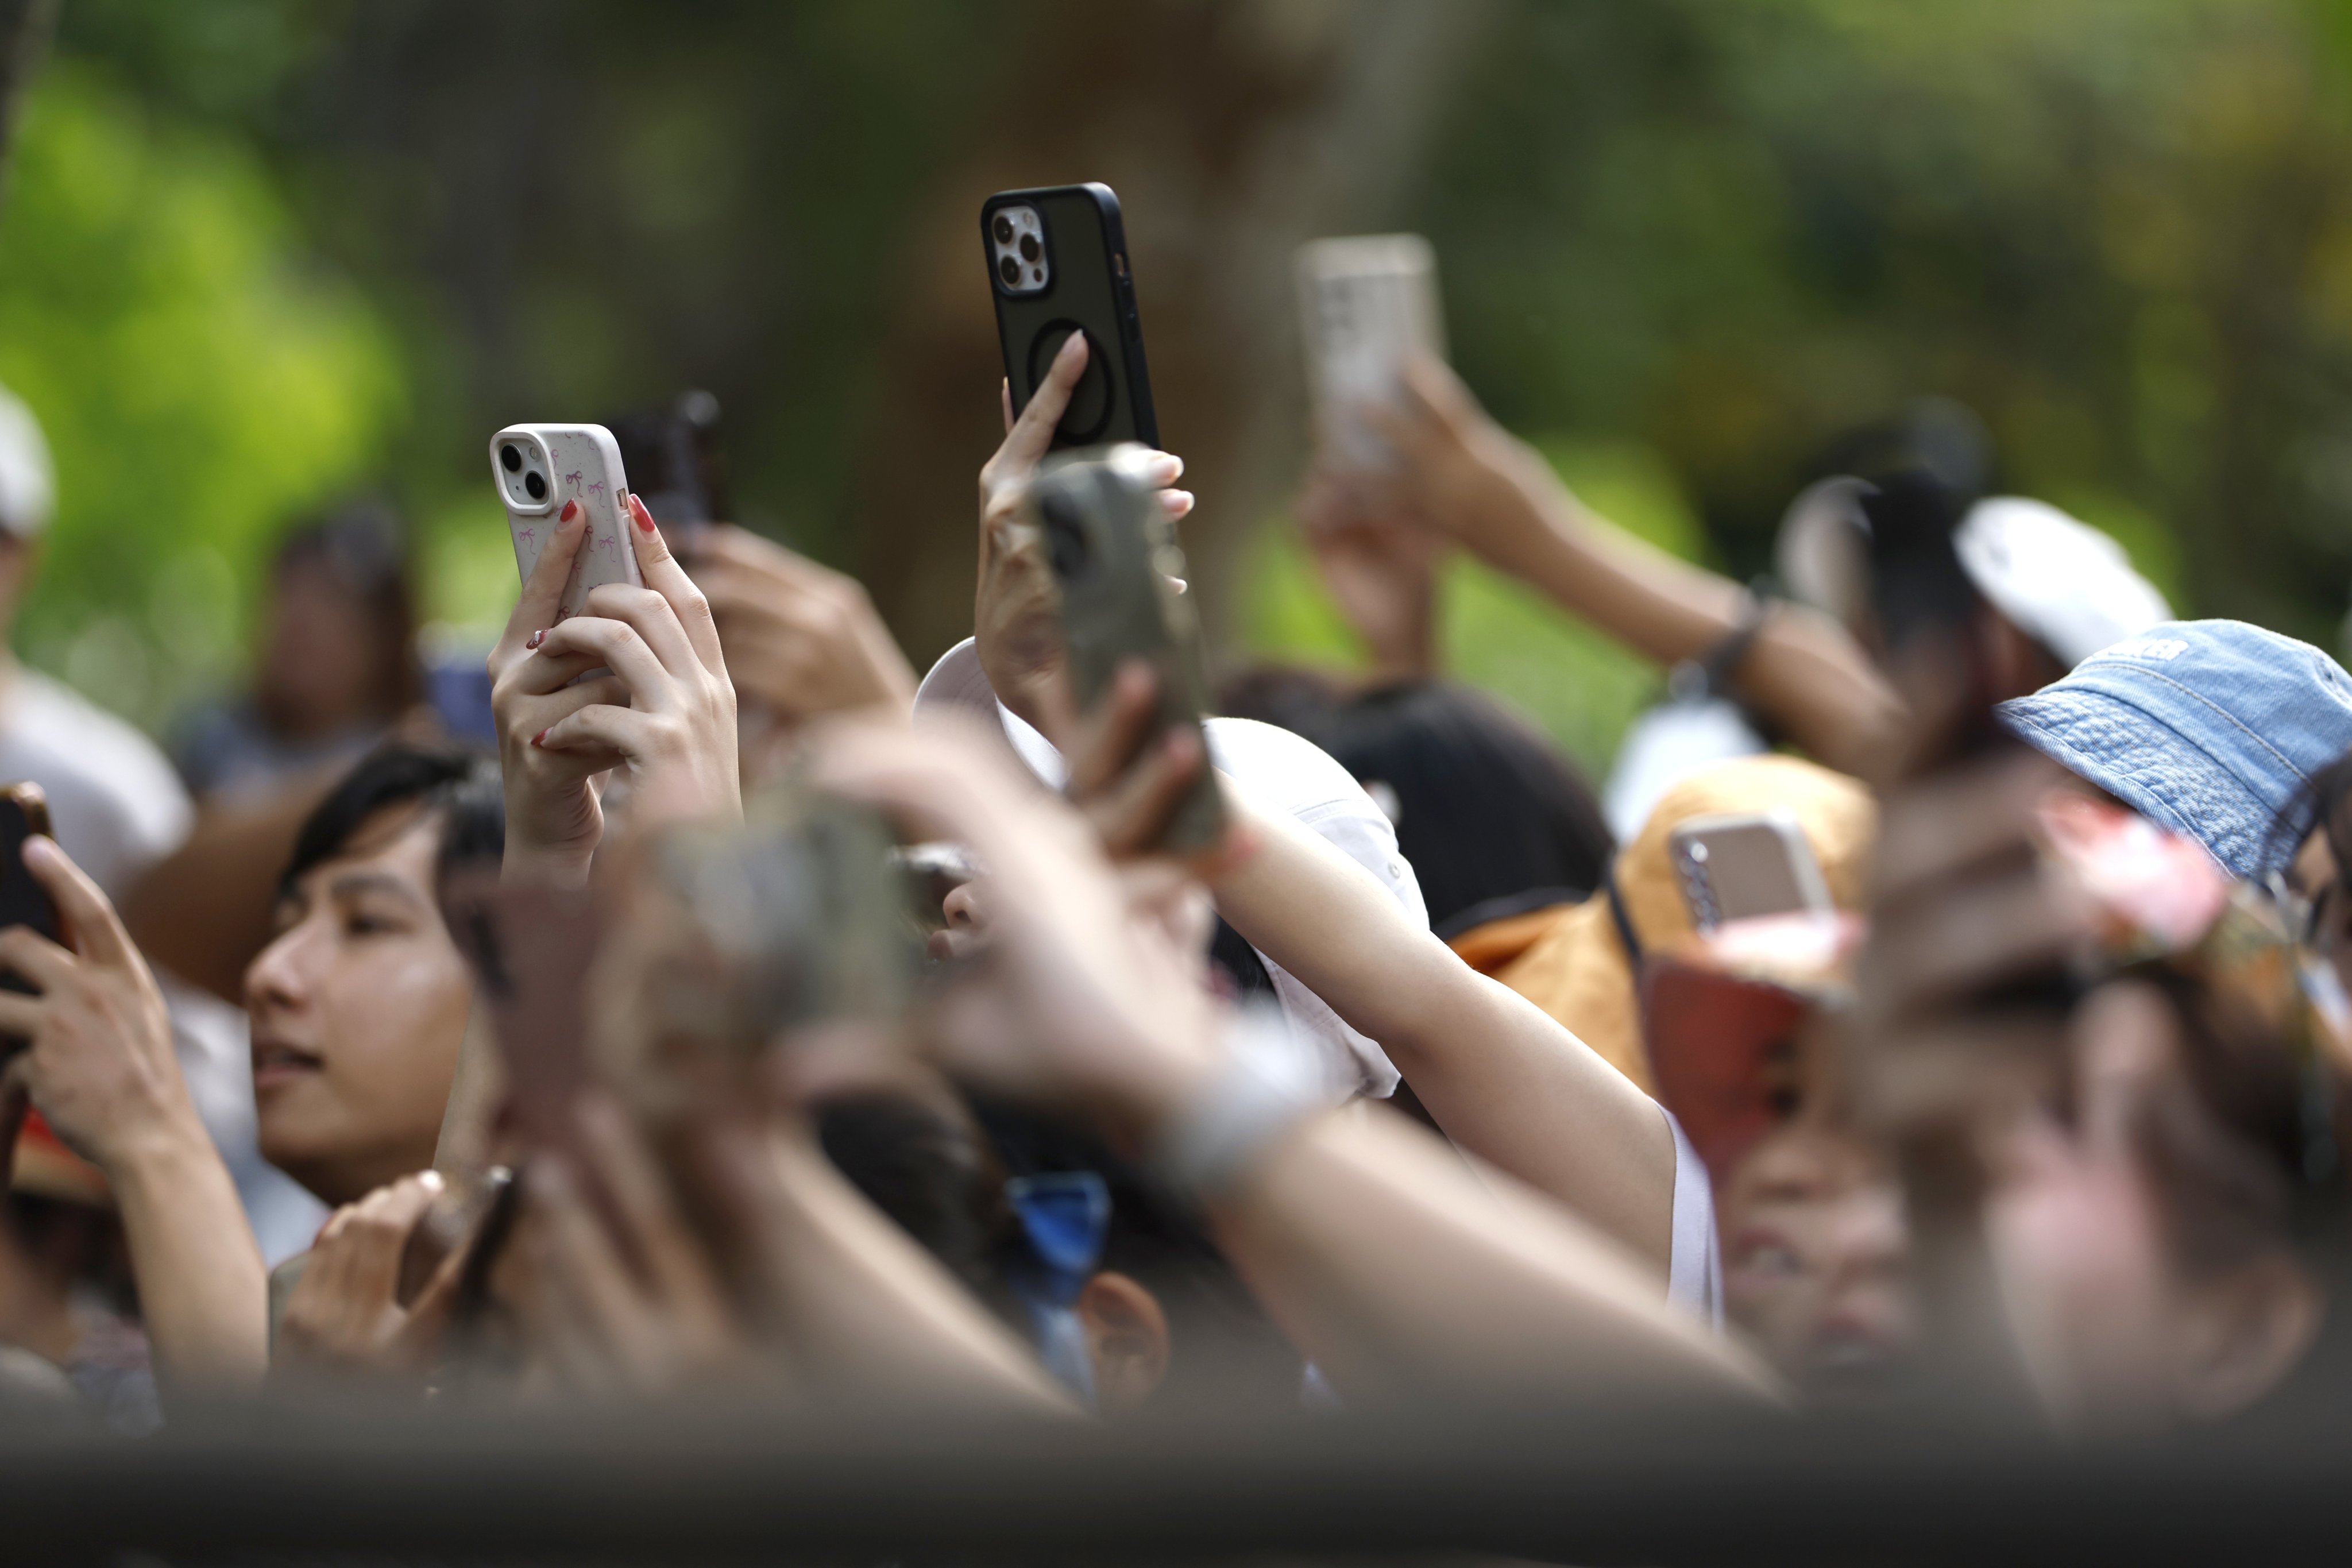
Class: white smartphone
489,423,642,622
1667,812,1835,932
1295,233,1446,469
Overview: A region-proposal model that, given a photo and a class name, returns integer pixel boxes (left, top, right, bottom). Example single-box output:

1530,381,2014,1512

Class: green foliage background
12,0,2352,776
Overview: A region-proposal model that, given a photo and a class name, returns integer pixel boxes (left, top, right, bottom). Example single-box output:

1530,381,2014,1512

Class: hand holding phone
1296,234,1447,470
1030,446,1225,854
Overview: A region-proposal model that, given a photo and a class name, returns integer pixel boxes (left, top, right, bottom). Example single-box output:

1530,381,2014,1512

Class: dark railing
0,1399,2347,1563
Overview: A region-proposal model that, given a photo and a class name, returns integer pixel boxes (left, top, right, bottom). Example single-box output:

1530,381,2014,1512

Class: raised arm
1353,357,1902,777
812,721,1774,1407
1210,786,1676,1274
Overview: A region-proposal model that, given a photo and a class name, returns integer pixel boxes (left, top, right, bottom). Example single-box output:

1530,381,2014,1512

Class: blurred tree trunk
850,0,1496,674
0,0,54,195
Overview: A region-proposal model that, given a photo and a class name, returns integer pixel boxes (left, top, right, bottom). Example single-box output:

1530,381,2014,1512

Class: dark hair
816,1091,1015,1312
1219,669,1614,935
278,743,504,901
971,1096,1306,1412
265,500,422,720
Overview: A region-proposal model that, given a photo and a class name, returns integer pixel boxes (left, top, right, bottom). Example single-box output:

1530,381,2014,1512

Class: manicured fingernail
1148,453,1183,482
559,499,578,523
631,493,655,532
1059,330,1086,361
526,629,546,650
21,836,53,867
530,729,548,748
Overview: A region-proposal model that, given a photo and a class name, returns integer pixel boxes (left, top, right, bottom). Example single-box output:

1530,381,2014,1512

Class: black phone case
983,183,1160,451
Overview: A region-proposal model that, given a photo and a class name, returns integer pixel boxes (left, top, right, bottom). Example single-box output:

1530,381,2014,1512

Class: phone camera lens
524,472,547,501
1019,234,1040,263
500,443,522,472
998,254,1020,287
993,214,1014,245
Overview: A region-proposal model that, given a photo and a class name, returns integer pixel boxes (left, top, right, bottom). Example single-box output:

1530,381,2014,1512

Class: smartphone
1295,234,1446,469
1030,446,1224,853
489,423,643,623
607,391,729,548
1669,812,1833,932
0,783,58,1030
983,184,1158,450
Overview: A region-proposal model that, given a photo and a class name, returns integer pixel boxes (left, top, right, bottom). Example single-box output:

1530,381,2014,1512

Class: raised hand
495,493,741,886
688,524,917,724
1295,461,1445,679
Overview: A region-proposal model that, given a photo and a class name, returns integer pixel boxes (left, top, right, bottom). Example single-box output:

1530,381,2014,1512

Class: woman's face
245,805,474,1206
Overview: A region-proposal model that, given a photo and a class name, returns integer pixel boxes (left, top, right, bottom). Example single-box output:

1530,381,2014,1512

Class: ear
2175,1252,2323,1421
1076,1269,1171,1413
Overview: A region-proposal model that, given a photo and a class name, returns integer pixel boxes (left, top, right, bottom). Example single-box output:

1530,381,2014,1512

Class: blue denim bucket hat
1996,619,2352,879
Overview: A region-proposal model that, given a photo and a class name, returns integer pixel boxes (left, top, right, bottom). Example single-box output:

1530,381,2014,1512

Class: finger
1001,378,1014,436
535,703,662,761
21,837,134,972
528,617,671,701
1089,725,1208,861
1063,659,1161,801
624,493,727,674
336,1172,447,1309
582,582,704,683
0,924,72,995
1160,489,1195,521
505,499,590,654
1136,450,1184,488
1003,331,1089,466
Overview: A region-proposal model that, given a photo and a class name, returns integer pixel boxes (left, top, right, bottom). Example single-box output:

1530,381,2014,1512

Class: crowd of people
0,275,2349,1458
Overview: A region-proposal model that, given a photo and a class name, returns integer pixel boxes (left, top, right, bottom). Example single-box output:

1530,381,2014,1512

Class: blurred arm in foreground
816,721,1775,1408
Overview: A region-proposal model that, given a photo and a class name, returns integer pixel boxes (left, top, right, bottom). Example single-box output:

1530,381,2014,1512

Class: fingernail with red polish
559,499,578,523
530,729,548,748
632,493,655,532
526,629,546,650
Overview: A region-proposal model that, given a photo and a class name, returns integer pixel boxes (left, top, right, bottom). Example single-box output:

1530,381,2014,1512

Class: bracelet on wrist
1150,1005,1327,1198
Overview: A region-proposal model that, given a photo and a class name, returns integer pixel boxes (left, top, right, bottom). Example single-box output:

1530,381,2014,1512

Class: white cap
913,638,1424,1100
1953,496,2171,667
0,386,54,538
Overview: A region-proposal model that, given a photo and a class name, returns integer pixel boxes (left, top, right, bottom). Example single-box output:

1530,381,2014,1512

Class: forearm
1206,1107,1775,1406
1212,794,1674,1267
1468,455,1902,774
110,1125,269,1392
756,1131,1075,1415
